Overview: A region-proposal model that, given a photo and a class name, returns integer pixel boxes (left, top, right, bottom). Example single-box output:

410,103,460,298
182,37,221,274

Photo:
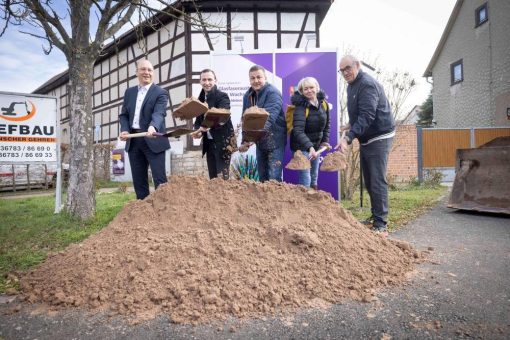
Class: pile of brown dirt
320,151,348,171
21,176,420,325
285,150,311,170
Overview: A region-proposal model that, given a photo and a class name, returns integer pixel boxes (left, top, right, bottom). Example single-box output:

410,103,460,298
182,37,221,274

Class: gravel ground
1,196,509,340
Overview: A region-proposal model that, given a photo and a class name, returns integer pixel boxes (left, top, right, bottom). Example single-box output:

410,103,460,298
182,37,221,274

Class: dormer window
475,3,488,27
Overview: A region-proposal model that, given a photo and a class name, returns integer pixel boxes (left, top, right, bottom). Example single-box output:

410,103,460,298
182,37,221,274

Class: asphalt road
1,197,509,339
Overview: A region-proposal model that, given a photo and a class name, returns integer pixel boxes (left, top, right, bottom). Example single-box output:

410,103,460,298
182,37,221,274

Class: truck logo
0,100,36,122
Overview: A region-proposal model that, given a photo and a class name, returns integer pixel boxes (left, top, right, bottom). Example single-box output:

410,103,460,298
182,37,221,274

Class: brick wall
387,125,418,182
171,151,208,177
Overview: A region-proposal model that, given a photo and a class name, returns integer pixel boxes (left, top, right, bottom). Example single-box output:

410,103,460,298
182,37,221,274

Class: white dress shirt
132,83,152,129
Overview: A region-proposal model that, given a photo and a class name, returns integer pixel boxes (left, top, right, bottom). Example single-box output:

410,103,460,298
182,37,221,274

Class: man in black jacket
192,69,234,179
336,55,395,234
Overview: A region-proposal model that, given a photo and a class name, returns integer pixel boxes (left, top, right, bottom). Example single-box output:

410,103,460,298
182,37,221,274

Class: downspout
488,11,494,127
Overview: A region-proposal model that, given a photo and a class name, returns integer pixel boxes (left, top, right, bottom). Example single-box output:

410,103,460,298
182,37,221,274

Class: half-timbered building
33,0,334,177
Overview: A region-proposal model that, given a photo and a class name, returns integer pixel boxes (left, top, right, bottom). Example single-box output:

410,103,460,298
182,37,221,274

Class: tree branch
91,2,138,56
19,29,55,54
140,0,224,30
90,0,104,14
23,0,72,56
101,1,137,40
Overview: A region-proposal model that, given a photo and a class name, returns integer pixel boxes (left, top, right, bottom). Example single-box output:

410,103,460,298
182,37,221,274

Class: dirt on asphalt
18,176,421,325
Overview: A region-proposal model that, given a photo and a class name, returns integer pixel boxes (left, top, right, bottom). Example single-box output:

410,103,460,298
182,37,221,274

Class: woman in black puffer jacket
290,77,331,189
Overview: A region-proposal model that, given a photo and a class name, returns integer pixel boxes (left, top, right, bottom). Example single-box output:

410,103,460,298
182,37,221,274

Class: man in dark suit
119,59,170,199
191,69,234,179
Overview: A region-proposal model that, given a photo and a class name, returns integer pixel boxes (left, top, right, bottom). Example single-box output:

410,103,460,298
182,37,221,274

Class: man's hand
335,136,349,153
191,130,203,139
239,142,253,153
147,126,157,138
335,125,351,153
192,126,209,139
119,131,129,141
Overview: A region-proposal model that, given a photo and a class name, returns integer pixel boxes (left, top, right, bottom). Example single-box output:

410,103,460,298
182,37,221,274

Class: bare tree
378,70,417,122
1,0,220,220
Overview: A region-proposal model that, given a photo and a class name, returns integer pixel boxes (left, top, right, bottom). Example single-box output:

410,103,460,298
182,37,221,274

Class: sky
320,0,457,110
0,0,456,110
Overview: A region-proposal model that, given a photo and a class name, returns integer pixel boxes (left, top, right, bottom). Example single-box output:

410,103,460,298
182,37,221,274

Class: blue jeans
360,137,393,228
256,144,285,182
297,150,320,187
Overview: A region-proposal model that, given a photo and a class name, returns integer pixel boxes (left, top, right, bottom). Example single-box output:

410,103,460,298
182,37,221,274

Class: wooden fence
417,127,510,180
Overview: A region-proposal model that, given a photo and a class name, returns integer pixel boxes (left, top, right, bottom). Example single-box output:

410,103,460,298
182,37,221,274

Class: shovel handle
123,132,169,138
316,146,328,155
309,146,328,160
123,132,148,138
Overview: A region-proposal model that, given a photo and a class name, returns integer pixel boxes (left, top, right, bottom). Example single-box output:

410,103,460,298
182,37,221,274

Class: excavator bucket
448,136,510,214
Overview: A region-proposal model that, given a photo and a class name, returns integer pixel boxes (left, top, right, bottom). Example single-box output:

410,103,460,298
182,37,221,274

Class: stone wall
171,150,208,177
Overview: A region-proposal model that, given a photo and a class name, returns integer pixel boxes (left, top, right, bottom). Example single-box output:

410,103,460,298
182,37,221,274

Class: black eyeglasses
338,65,353,74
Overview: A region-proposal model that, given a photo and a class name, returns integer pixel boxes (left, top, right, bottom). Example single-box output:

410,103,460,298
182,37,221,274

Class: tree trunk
66,55,96,220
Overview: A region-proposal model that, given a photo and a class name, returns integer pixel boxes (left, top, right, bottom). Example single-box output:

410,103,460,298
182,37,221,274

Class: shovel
286,145,330,171
124,128,196,139
309,145,328,160
320,132,348,172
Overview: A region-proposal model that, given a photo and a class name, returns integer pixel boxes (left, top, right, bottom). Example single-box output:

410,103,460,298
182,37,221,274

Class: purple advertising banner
241,53,274,73
276,51,339,200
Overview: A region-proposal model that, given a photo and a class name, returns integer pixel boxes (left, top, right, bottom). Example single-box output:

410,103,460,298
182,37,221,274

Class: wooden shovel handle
340,129,347,140
308,146,329,160
124,132,148,138
316,146,328,155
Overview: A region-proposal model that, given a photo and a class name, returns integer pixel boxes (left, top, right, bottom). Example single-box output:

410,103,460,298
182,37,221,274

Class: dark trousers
128,137,167,200
360,137,393,227
205,141,231,180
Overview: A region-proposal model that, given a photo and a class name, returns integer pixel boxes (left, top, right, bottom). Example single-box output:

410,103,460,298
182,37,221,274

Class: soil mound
21,176,420,324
